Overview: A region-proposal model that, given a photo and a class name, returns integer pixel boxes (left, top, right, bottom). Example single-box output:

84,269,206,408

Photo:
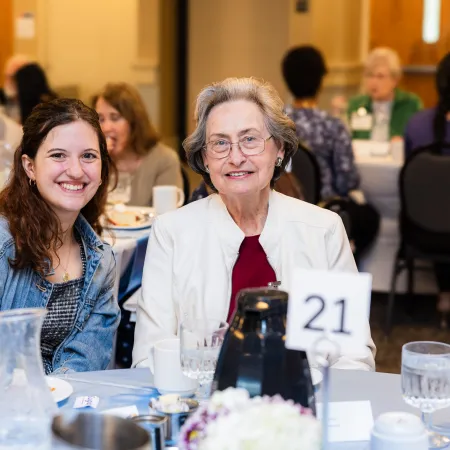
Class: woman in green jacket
348,47,422,141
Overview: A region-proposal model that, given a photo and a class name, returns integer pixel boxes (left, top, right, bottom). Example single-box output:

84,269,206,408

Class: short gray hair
364,47,402,79
183,77,298,191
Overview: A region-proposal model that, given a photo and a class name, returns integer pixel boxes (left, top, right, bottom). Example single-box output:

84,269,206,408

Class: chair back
290,143,322,204
118,235,149,303
400,143,450,252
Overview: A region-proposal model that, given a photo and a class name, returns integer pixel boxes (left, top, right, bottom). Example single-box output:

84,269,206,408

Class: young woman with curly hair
0,98,120,374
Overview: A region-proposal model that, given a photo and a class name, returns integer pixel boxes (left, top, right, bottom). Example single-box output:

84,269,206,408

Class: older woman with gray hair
133,77,376,371
348,47,422,141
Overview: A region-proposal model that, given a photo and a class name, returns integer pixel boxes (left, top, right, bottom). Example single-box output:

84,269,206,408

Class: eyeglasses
204,135,273,159
364,71,391,81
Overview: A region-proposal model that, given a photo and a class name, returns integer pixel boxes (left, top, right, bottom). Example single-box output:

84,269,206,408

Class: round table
51,368,450,449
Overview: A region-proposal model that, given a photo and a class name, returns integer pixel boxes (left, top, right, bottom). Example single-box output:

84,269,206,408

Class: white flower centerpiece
179,388,322,450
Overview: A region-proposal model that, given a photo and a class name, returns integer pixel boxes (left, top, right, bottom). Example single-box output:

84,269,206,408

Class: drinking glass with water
401,341,450,449
180,318,228,400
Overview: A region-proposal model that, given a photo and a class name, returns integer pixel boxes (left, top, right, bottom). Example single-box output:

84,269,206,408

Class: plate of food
106,206,155,230
46,376,73,403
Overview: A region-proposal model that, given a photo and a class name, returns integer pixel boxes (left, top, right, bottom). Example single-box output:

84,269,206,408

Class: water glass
180,318,228,400
401,341,450,448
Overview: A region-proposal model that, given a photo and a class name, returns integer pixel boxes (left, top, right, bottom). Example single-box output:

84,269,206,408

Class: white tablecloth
353,141,438,294
53,368,450,449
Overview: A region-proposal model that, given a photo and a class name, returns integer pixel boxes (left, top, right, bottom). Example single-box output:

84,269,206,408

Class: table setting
3,272,450,450
42,363,450,449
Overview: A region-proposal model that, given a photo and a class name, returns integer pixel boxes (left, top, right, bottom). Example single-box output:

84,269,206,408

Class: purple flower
178,388,315,449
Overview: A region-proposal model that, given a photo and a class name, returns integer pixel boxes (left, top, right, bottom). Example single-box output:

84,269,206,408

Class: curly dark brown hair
0,98,115,275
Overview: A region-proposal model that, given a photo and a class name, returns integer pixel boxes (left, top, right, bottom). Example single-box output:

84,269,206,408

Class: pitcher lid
236,288,288,317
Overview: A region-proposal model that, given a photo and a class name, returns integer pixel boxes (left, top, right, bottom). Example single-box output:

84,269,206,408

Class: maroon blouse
228,235,277,322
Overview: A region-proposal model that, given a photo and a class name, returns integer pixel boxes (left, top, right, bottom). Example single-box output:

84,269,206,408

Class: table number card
317,401,374,442
286,269,372,354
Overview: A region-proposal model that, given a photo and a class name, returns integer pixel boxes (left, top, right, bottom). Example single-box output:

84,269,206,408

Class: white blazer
133,191,376,370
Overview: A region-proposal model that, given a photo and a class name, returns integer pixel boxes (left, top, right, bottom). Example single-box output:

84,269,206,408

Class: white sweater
133,191,376,370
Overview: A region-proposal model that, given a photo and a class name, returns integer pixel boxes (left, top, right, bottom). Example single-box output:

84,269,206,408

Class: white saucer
46,376,73,403
106,206,155,231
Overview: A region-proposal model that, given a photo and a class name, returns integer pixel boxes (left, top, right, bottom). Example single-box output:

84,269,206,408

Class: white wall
188,0,291,133
14,0,159,120
44,0,138,101
188,0,369,128
13,0,370,140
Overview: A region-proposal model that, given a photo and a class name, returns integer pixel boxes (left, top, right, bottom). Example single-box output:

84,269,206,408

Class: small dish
106,206,155,230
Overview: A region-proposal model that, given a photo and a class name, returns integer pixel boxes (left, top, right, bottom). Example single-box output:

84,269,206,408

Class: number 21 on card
285,269,372,354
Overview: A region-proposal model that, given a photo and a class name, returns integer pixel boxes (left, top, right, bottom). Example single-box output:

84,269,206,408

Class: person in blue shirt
404,52,450,157
0,98,120,374
403,52,450,326
281,46,379,261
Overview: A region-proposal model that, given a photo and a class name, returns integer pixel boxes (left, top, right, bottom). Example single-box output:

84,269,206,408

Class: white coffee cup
149,338,197,395
370,412,428,450
152,185,185,215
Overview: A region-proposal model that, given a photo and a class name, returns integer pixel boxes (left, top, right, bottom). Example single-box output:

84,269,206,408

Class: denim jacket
0,214,120,374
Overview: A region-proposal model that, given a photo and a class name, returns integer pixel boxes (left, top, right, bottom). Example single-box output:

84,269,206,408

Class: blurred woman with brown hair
0,98,120,374
94,83,183,206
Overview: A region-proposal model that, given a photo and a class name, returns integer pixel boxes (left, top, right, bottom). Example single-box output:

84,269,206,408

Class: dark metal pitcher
212,288,316,413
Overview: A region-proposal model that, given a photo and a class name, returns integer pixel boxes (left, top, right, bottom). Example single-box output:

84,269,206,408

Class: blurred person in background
404,52,450,158
94,83,182,206
0,54,30,122
403,52,450,326
14,63,58,124
347,47,422,142
282,46,379,261
0,112,22,150
282,46,359,200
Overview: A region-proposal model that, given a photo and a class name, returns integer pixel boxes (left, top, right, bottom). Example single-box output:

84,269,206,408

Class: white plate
106,206,155,231
46,376,73,403
157,387,197,397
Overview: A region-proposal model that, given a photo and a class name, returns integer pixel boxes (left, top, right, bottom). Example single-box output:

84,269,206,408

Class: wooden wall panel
0,0,14,85
370,0,450,107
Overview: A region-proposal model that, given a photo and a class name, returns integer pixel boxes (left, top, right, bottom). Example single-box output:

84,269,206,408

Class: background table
52,368,450,449
353,141,438,294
